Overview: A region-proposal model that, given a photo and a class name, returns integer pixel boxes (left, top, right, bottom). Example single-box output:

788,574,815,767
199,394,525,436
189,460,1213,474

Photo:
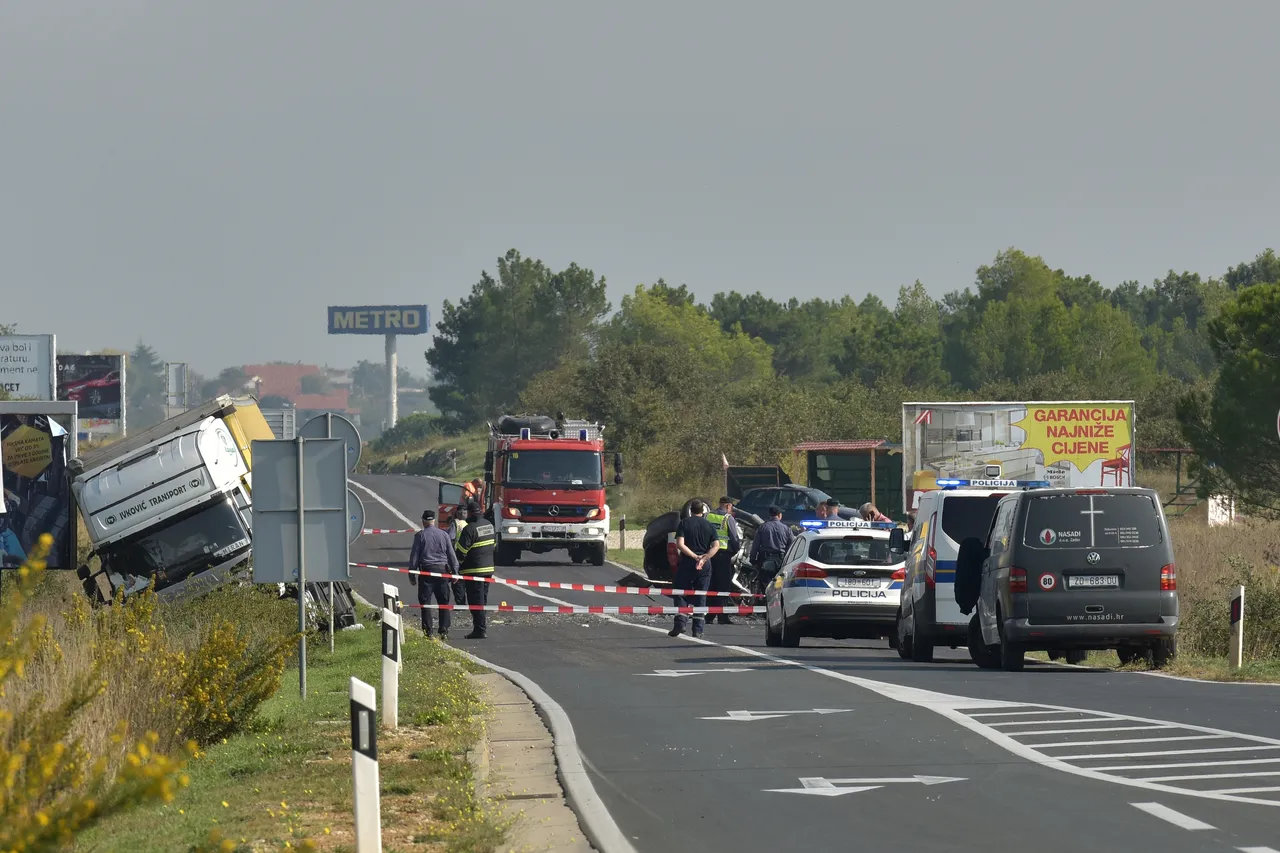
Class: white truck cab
74,417,253,601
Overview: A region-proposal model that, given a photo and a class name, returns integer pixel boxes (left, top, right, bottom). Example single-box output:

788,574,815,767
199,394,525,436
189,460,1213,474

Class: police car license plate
1067,575,1119,588
542,525,566,535
837,577,880,588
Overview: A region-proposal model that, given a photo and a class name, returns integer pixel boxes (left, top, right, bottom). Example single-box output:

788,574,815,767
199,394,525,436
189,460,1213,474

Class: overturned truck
69,395,357,628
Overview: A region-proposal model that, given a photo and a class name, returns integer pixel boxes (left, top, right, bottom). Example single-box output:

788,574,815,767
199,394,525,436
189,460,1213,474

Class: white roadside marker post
382,583,403,672
381,608,399,729
350,677,382,853
1230,585,1245,669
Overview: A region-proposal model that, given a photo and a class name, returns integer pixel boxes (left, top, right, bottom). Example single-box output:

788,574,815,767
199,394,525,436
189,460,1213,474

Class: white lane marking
1103,758,1280,772
1035,734,1230,749
1006,725,1174,737
1130,802,1217,830
456,648,641,853
1143,771,1280,783
353,479,1280,809
970,710,1077,718
1217,786,1280,795
1060,745,1280,761
640,668,754,677
700,709,854,722
990,716,1122,727
1238,847,1280,852
351,480,422,529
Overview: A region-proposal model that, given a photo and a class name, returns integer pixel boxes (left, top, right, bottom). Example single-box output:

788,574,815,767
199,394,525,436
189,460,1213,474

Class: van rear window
939,495,1003,544
1023,493,1163,549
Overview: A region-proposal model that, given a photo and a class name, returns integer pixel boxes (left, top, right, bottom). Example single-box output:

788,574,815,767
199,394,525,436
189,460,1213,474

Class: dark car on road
956,486,1178,672
736,484,860,528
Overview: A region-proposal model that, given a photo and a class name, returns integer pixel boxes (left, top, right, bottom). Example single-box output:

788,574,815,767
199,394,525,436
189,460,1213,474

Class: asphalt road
349,473,1280,853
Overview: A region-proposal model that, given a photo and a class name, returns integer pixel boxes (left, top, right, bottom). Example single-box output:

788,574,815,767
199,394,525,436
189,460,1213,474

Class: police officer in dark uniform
749,505,794,588
455,501,496,639
669,500,720,638
408,509,459,639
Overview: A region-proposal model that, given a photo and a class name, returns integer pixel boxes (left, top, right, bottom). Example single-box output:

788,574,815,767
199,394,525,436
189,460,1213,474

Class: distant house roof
292,390,355,413
793,440,899,452
242,364,323,399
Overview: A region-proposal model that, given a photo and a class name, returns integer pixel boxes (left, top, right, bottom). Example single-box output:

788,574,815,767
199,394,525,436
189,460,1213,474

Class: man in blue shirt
750,505,794,585
408,509,460,639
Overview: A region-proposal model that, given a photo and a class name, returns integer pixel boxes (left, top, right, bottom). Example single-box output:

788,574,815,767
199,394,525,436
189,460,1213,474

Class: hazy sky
4,2,1278,378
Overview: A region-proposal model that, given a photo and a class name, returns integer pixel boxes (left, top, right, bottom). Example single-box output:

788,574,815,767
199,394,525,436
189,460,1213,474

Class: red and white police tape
405,603,766,614
349,561,764,599
361,528,420,535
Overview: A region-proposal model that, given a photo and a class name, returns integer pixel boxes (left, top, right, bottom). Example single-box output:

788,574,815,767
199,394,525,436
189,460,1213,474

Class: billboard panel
901,401,1136,514
0,334,56,400
1,408,74,569
57,354,126,434
327,305,430,335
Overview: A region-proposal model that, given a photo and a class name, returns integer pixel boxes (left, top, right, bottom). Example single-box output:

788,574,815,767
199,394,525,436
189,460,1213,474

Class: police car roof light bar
935,478,1051,490
800,519,900,530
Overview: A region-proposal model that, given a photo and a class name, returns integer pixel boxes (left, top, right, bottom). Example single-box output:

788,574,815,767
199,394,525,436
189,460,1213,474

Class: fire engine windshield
101,498,250,591
505,450,603,489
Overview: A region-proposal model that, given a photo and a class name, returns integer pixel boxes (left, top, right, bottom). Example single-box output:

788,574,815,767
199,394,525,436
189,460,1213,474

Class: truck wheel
1151,637,1177,669
590,544,606,567
570,549,585,565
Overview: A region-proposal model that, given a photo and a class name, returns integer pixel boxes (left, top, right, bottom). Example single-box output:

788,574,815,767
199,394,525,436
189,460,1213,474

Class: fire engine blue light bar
935,478,1051,489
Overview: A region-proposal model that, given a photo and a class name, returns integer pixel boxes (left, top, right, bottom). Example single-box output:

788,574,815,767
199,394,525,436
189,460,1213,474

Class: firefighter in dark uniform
455,500,496,639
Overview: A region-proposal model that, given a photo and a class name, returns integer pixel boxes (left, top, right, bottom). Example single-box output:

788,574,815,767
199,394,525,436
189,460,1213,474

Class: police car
896,478,1049,663
764,519,908,648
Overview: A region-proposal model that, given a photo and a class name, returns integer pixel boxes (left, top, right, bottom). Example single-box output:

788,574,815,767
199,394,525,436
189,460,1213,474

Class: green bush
370,412,444,453
1179,554,1280,659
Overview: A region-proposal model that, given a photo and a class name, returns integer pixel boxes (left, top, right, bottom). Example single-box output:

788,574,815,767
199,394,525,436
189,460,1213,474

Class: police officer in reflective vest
705,496,742,624
455,500,496,639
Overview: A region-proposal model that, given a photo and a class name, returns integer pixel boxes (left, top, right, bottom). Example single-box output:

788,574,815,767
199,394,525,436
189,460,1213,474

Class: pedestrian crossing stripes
959,704,1280,806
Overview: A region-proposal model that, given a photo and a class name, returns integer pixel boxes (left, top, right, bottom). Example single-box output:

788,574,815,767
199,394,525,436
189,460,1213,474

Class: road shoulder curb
466,669,599,853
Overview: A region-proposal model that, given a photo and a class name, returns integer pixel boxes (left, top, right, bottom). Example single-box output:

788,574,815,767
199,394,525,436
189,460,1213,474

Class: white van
894,478,1048,662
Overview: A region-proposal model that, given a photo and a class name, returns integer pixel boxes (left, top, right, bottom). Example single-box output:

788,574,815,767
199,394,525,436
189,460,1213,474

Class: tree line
426,247,1280,512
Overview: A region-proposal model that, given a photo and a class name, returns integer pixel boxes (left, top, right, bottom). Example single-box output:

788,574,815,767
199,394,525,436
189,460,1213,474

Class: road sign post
251,436,353,699
381,607,399,730
1230,585,1245,669
350,677,382,853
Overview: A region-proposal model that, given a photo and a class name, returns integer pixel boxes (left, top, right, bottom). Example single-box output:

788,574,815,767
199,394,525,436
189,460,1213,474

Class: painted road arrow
639,668,756,678
766,775,967,796
700,709,853,721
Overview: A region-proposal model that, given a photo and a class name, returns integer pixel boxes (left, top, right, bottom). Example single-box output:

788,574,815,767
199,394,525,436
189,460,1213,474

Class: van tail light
1161,564,1177,591
793,563,828,579
1009,567,1028,594
1076,489,1107,495
891,567,905,581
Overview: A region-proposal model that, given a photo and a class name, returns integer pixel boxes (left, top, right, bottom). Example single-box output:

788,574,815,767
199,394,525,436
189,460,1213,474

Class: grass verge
74,621,505,853
608,548,646,571
1026,650,1280,684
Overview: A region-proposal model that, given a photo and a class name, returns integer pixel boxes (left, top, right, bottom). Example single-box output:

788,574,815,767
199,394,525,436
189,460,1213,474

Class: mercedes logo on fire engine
1086,551,1101,564
548,505,560,516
